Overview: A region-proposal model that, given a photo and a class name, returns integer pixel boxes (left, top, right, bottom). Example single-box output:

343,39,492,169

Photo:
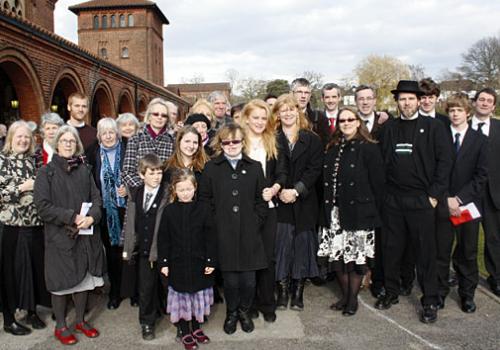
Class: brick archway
0,48,44,124
50,67,85,121
118,89,134,114
90,80,115,127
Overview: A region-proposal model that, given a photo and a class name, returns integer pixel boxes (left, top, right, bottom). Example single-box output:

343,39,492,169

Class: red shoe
54,327,78,345
192,329,210,344
75,322,99,338
181,334,198,350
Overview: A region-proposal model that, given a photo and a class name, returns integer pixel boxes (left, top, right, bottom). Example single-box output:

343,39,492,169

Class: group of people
0,77,498,349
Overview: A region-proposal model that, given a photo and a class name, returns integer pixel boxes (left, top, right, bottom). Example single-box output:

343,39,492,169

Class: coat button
232,205,239,213
351,147,355,152
324,182,328,186
350,163,355,168
323,164,327,168
349,200,355,205
338,182,342,186
232,189,239,196
232,173,238,180
349,181,355,186
325,200,329,204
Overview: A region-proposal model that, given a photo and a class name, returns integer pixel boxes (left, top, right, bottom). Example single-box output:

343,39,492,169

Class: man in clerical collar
418,78,449,125
320,83,341,133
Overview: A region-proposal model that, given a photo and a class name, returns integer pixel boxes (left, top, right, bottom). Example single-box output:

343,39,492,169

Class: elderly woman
86,118,127,310
0,121,50,336
116,112,140,148
34,112,64,168
122,98,175,189
34,125,104,345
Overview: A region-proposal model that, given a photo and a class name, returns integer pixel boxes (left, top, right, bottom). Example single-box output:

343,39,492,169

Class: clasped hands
160,266,215,277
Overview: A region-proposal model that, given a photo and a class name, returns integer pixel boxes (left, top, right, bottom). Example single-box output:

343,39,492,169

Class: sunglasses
221,139,242,146
338,118,357,124
150,112,168,118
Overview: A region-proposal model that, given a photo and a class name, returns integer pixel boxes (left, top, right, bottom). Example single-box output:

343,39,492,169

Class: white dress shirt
471,116,490,137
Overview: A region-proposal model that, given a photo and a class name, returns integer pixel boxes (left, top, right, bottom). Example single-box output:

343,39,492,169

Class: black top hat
391,80,424,96
184,113,211,128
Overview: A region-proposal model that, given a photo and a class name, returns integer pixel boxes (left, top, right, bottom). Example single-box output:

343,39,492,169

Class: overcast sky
55,0,500,86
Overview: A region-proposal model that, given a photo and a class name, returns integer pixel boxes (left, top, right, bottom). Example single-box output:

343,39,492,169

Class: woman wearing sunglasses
122,98,175,189
199,123,268,335
318,107,385,316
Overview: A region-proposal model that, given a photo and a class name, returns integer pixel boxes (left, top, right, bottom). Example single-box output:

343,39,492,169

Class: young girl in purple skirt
158,168,215,350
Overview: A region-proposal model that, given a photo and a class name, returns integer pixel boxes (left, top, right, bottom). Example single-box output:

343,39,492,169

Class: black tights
335,271,363,309
177,319,201,336
52,291,88,329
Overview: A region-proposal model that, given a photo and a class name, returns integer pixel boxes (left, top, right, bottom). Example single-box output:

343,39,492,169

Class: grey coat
34,154,105,292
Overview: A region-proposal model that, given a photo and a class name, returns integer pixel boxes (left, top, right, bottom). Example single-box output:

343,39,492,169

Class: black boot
238,308,254,333
223,310,238,335
290,279,305,311
276,279,289,310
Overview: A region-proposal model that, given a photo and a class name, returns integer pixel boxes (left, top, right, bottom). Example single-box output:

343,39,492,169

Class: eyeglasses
221,139,242,146
150,112,168,118
59,139,77,145
338,118,357,124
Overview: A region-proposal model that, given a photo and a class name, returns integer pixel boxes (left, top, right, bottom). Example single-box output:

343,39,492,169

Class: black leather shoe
448,273,458,287
26,313,46,329
4,321,31,336
276,279,289,309
487,277,500,296
420,305,438,324
107,298,122,310
223,311,238,335
399,284,413,296
375,294,399,310
130,296,139,307
141,324,155,341
370,286,386,299
436,296,445,310
248,308,259,319
342,302,359,316
263,312,276,323
238,309,254,333
460,298,476,313
290,279,305,311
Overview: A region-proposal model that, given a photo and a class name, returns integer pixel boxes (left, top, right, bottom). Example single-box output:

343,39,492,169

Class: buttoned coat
157,200,216,293
276,129,323,233
485,119,500,209
319,139,385,230
199,154,267,272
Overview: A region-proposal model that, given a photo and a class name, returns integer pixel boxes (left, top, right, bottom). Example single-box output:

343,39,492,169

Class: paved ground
1,279,500,350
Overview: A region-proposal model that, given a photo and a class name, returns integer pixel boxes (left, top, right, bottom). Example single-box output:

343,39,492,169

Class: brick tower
69,0,169,86
3,0,58,31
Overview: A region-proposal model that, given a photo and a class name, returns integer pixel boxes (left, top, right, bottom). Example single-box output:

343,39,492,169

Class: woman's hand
117,185,127,197
279,189,297,204
19,178,35,192
161,267,169,277
204,267,215,275
447,197,461,217
76,216,94,229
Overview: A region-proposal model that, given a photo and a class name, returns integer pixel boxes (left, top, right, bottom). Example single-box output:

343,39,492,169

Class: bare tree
408,64,427,81
181,73,205,84
459,35,500,88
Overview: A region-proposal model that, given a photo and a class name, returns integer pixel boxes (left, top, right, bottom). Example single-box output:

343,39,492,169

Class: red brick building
0,0,188,126
166,82,231,104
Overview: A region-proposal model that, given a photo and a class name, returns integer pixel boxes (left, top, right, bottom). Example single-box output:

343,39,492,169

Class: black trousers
101,208,125,301
253,209,277,314
436,213,479,299
371,227,384,290
483,192,500,284
382,194,438,306
222,271,256,312
138,257,159,326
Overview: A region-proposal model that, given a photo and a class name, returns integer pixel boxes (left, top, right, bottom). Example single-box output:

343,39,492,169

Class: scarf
100,142,125,246
66,155,86,172
146,124,167,139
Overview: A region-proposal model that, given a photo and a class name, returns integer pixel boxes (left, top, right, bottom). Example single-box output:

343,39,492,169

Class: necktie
478,122,485,135
144,192,153,211
454,133,461,153
329,117,336,132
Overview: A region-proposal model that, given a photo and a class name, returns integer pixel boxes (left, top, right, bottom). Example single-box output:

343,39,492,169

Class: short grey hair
53,125,84,156
207,91,228,104
40,112,64,137
97,117,120,143
291,78,311,92
116,112,140,129
143,97,170,126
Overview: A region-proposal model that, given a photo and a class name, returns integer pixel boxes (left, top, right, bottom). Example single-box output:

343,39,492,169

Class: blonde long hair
272,94,311,143
240,99,278,160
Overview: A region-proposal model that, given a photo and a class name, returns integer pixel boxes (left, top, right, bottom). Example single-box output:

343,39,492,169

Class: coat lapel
456,128,473,160
291,132,307,162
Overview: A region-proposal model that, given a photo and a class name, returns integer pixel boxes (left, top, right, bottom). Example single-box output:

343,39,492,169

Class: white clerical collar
419,109,436,118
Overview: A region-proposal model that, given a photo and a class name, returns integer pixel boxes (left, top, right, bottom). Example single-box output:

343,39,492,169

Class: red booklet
450,203,481,226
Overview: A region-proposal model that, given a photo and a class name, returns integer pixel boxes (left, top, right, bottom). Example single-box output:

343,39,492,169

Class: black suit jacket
305,107,330,147
447,127,488,209
486,118,500,209
379,114,453,198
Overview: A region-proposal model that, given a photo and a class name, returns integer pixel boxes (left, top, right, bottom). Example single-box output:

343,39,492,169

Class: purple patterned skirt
167,286,214,323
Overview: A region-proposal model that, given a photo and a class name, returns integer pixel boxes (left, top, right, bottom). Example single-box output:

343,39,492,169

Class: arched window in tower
111,15,116,28
102,15,108,29
121,47,129,59
119,14,126,27
100,48,108,59
128,14,134,27
93,15,99,29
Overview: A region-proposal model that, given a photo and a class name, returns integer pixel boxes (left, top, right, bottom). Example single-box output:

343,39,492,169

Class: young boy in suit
122,153,168,340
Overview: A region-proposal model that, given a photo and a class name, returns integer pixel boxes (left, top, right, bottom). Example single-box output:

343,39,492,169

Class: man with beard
375,80,452,324
66,92,97,151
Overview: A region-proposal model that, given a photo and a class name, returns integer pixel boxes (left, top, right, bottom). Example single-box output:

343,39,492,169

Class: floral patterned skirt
318,206,374,274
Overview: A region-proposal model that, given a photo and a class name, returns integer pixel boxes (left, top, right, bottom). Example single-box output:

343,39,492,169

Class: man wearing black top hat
375,80,453,324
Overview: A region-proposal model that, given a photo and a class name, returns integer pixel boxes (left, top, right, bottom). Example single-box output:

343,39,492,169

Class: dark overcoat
157,200,216,293
34,154,105,292
276,129,323,233
319,139,385,230
199,154,267,272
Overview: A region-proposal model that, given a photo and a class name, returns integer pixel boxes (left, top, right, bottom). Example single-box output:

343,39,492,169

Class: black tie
478,122,485,135
144,192,153,211
454,133,461,153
